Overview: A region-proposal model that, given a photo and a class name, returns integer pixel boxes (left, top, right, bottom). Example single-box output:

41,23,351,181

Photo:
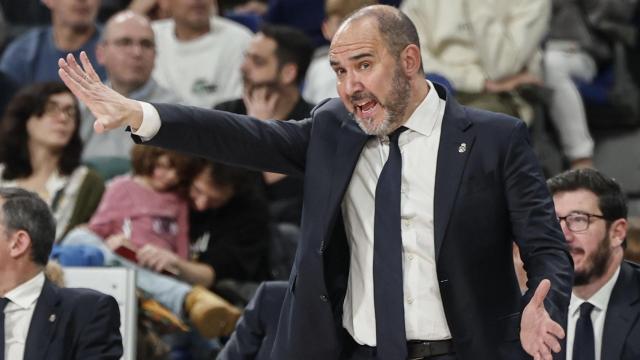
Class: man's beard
242,75,281,95
573,233,613,286
350,65,411,136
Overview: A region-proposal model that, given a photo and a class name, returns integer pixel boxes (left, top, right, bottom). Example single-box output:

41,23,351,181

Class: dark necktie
373,126,408,359
0,297,10,360
573,302,595,360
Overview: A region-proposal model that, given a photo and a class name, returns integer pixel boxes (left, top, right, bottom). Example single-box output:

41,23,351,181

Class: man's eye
359,62,370,70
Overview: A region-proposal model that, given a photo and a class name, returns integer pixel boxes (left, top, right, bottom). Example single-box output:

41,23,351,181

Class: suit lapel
23,280,61,360
601,262,640,359
322,117,369,236
433,90,475,259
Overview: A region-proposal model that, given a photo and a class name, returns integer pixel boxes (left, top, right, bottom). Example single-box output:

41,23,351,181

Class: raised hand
520,279,565,360
58,51,143,133
243,85,281,120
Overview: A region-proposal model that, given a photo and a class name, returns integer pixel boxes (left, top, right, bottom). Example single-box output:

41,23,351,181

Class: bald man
59,5,572,360
80,10,180,160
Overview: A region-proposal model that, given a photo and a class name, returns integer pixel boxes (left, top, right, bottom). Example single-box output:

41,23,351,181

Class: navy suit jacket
22,279,122,360
601,261,640,359
217,281,287,360
141,83,573,359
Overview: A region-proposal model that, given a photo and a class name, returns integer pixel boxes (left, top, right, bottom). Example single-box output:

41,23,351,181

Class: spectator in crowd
0,187,122,360
87,145,193,262
0,0,107,87
188,160,272,303
152,0,252,108
303,0,377,104
0,82,104,242
215,24,314,225
544,0,639,169
63,148,242,339
548,168,640,359
217,281,287,360
81,10,180,161
401,0,550,123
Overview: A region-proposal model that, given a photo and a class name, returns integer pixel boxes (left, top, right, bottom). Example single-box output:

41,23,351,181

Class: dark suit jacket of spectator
217,281,288,360
22,279,122,360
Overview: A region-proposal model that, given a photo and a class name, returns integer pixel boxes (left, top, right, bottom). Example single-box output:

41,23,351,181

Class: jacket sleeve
74,294,123,360
503,121,573,324
217,283,268,360
140,104,312,177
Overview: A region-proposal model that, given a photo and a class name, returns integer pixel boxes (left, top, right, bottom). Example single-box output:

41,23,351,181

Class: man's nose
343,73,364,96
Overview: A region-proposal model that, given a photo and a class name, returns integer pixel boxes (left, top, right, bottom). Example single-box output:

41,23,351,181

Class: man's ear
8,230,32,260
96,43,107,65
609,218,628,248
400,44,423,77
279,63,298,86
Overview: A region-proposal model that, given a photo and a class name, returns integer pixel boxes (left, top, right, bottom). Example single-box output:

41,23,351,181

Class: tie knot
579,302,594,318
388,126,408,144
0,297,9,311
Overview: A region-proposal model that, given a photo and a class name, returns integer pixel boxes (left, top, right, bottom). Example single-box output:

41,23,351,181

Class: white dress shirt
132,81,452,345
341,82,451,345
566,266,620,360
3,272,45,360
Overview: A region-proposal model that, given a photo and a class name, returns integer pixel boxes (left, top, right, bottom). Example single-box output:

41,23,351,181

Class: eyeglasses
43,101,77,119
107,37,155,51
557,212,607,232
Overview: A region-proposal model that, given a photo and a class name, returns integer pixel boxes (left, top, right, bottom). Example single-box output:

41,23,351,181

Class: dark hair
130,145,196,193
547,168,628,222
193,159,259,195
347,5,423,73
0,82,83,180
259,23,315,86
0,187,56,266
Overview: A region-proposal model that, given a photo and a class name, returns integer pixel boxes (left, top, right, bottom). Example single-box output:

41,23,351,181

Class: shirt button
320,295,328,302
406,297,414,304
408,254,414,261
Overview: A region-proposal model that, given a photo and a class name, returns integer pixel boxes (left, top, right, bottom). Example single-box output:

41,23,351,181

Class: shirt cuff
131,101,161,139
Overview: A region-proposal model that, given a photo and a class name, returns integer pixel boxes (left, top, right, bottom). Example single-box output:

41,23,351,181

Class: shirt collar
4,272,45,310
403,80,444,137
569,265,621,316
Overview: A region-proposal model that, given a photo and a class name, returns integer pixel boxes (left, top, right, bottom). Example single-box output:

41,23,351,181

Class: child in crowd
88,145,194,262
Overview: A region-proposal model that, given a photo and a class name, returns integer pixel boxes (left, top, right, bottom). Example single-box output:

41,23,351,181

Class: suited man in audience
548,168,640,359
0,187,122,360
217,281,288,360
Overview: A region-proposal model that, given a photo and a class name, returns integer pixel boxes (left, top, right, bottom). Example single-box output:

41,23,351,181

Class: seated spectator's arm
465,0,550,81
137,244,216,287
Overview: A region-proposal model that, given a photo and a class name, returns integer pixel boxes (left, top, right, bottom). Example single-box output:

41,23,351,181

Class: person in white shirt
548,168,640,360
58,5,573,360
303,0,377,104
0,187,122,360
151,0,252,108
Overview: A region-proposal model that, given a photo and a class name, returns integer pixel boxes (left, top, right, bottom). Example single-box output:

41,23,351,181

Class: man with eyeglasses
80,10,180,161
548,168,640,360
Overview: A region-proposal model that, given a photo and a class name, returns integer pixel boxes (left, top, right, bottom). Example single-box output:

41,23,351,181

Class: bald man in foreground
59,5,573,360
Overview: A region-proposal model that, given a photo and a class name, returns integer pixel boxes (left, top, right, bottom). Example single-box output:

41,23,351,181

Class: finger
542,333,562,353
58,65,86,101
533,352,541,360
58,58,87,91
66,53,91,86
538,341,552,360
532,279,551,307
546,319,565,339
79,51,101,82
